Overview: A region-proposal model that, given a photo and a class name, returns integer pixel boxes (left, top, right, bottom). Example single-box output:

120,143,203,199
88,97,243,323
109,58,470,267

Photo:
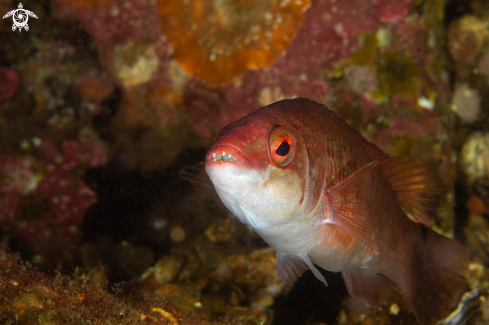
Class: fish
180,98,469,325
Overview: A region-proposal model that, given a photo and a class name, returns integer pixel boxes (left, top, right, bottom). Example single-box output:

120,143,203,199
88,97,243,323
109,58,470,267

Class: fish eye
269,127,295,167
276,141,290,156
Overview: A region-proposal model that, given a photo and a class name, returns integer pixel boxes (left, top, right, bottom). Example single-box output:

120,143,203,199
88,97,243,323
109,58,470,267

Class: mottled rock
448,15,486,66
158,0,311,86
460,132,489,188
465,213,489,266
57,0,114,8
439,290,489,325
225,306,267,325
139,256,183,287
81,241,154,283
170,226,186,243
478,51,489,78
0,67,18,102
112,41,159,88
0,247,198,324
154,283,201,314
451,83,481,123
204,218,236,243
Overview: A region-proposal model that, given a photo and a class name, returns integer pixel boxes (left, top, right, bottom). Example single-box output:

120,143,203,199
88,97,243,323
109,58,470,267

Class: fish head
205,111,317,229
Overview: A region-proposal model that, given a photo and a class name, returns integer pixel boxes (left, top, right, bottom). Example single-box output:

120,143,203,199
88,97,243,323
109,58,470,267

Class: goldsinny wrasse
181,98,469,325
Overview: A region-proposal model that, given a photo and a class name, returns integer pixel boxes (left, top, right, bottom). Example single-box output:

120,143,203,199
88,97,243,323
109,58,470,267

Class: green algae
377,50,422,99
350,33,378,66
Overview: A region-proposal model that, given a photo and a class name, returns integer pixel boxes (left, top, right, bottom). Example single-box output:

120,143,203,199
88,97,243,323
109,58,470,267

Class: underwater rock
154,283,201,314
378,1,409,23
169,225,186,243
465,213,489,266
439,289,489,325
158,0,311,87
450,83,481,123
0,158,41,234
56,0,162,49
478,51,489,78
172,234,231,283
139,256,183,287
211,248,286,312
344,65,378,95
56,0,171,94
109,86,191,170
0,134,107,243
78,75,114,116
466,194,486,216
460,132,489,189
204,217,236,243
111,41,159,88
339,289,489,325
0,67,18,104
56,0,115,8
81,240,154,283
0,247,200,324
448,15,486,66
0,157,40,196
0,0,479,324
182,82,234,138
225,306,267,325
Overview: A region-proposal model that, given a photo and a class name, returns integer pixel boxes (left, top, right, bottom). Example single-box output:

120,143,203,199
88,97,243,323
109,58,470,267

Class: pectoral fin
323,161,379,251
179,162,225,207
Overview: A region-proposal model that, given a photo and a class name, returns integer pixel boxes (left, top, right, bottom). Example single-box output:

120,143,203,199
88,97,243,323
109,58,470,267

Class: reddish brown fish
181,98,469,324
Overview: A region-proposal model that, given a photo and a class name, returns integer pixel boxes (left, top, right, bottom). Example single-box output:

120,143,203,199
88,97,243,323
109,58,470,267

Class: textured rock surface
1,0,489,324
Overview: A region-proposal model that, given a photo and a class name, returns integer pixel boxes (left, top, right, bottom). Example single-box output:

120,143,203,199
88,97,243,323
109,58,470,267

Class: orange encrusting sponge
159,0,310,87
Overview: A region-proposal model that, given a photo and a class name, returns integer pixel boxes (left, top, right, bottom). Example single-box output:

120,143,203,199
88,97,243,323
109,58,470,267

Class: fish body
181,98,469,324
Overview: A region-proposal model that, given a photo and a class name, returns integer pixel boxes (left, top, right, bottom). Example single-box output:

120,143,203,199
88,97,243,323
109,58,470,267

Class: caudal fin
401,225,470,325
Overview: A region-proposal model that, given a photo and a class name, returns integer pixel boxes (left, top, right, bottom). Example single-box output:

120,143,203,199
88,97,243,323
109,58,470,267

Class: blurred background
0,0,488,324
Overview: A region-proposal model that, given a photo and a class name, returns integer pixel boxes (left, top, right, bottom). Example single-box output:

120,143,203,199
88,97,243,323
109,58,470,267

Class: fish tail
400,224,470,325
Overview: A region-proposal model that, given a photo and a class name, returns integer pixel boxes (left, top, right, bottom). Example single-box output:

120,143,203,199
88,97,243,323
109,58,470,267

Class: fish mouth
206,144,253,169
211,152,239,162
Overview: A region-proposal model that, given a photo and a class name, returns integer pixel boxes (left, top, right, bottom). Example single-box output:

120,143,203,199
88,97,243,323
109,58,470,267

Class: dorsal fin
380,157,449,226
179,162,225,207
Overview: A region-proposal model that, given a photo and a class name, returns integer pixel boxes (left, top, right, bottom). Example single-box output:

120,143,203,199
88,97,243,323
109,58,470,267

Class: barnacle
158,0,310,87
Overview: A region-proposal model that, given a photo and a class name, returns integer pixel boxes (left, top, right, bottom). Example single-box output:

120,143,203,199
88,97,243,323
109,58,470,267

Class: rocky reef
1,0,489,324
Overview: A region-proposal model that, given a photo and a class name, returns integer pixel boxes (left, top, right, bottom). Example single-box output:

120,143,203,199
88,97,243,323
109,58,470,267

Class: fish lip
206,144,253,170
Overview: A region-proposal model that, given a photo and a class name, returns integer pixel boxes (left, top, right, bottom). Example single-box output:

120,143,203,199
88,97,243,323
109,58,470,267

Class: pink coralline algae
0,138,107,241
223,0,382,105
379,0,410,23
186,0,417,135
0,67,19,112
51,0,447,169
56,0,160,51
55,0,173,91
0,158,39,230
